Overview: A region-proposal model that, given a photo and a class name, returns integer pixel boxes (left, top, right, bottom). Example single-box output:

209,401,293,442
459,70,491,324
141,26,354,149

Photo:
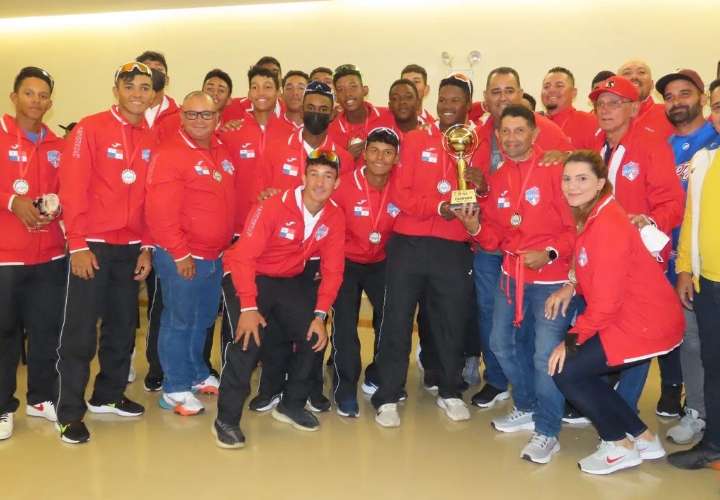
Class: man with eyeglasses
328,64,394,163
464,67,572,411
212,150,345,448
145,91,234,416
247,80,350,414
55,61,157,444
618,60,674,140
0,67,65,440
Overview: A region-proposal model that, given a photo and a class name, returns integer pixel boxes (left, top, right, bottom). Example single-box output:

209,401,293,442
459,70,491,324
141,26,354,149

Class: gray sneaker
521,433,560,464
492,407,535,433
666,408,705,445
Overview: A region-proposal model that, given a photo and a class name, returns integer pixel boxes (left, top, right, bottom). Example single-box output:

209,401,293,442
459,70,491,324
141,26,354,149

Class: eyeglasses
308,149,340,167
114,62,153,82
183,110,217,120
594,99,631,110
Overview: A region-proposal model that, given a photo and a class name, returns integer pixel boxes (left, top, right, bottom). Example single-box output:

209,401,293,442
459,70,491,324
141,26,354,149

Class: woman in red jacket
545,150,684,475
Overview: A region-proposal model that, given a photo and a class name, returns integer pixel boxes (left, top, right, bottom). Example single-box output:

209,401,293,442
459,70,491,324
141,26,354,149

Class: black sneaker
471,384,511,408
562,402,591,424
271,404,319,431
249,393,281,412
212,419,245,449
656,384,682,418
143,374,163,392
668,441,720,470
87,396,144,417
57,421,90,444
306,394,331,413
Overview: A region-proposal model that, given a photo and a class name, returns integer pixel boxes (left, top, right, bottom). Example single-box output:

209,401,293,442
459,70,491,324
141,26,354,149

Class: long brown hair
563,150,613,230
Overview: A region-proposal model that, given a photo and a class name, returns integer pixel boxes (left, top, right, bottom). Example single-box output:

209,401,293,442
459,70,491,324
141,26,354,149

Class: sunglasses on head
114,62,153,82
308,149,340,167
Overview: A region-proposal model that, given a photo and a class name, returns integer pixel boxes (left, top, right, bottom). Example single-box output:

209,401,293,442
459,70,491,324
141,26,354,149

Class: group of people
1,49,719,476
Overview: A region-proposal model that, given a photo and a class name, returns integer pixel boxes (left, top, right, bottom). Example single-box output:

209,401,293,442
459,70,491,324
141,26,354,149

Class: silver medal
369,231,382,244
510,213,522,227
437,179,451,194
13,179,29,195
121,169,137,185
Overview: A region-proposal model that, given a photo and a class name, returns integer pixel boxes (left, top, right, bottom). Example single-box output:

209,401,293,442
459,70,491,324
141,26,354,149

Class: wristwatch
314,311,327,321
546,247,558,262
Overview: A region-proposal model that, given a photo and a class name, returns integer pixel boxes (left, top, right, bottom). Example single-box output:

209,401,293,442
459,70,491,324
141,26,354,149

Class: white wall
0,0,716,133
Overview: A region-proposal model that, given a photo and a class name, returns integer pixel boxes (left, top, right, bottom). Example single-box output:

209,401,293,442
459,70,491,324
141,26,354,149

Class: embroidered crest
315,224,329,241
107,147,124,160
141,149,151,162
421,150,438,163
353,205,369,217
282,163,299,177
194,161,210,176
386,202,401,218
47,150,61,168
525,186,540,206
239,149,255,159
279,226,296,240
622,162,640,181
221,160,235,175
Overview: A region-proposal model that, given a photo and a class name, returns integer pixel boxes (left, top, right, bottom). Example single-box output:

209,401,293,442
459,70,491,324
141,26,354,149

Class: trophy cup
442,124,479,208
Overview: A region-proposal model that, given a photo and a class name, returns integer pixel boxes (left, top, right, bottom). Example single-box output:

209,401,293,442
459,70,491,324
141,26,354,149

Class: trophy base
449,189,478,209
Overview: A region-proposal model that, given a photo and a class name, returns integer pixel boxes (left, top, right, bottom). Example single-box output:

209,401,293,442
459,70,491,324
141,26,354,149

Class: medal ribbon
507,151,537,226
15,127,41,183
361,166,390,240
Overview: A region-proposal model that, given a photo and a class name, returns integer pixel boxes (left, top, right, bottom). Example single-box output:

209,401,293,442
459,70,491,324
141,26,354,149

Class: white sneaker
0,412,13,440
192,375,220,395
375,403,400,428
436,397,470,422
666,408,705,445
26,401,57,422
492,407,535,433
521,433,560,464
159,391,204,416
631,434,666,460
361,382,378,396
578,441,642,475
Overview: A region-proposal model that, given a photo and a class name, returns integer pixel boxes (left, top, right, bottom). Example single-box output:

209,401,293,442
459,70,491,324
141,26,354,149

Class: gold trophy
442,124,479,207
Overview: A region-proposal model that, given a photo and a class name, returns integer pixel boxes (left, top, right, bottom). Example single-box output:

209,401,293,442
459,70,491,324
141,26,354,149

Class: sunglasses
114,62,153,82
368,127,400,141
308,149,340,167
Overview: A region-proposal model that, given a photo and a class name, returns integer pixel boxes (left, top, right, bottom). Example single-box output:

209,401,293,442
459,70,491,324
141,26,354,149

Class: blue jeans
473,250,508,390
489,278,572,437
154,248,222,393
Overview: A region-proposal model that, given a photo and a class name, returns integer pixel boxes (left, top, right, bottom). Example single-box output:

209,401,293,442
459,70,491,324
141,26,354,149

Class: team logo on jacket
141,149,151,162
279,225,296,240
282,163,299,177
221,160,235,175
315,224,329,241
194,161,210,176
421,149,438,163
622,162,640,181
386,202,400,218
353,204,369,217
239,149,255,159
107,143,124,160
577,247,588,267
497,190,510,209
8,146,27,162
525,186,540,206
675,161,690,182
47,150,61,168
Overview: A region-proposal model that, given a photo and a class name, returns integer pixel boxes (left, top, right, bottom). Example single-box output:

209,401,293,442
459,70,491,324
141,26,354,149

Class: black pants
217,274,317,425
254,260,324,399
56,243,140,423
0,259,66,414
371,235,473,407
695,276,720,446
145,270,218,380
554,335,647,441
331,259,386,403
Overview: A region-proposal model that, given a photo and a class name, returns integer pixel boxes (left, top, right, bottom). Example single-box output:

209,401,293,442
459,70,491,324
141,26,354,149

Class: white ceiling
0,0,314,18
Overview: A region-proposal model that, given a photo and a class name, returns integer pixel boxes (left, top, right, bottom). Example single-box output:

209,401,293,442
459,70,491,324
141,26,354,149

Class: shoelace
529,433,552,448
0,413,9,423
508,407,527,421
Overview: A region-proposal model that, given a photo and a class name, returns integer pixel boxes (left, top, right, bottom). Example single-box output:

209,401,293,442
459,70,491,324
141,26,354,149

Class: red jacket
392,127,472,242
471,113,573,177
472,146,575,284
60,106,157,252
224,187,345,313
327,102,395,152
223,98,286,123
147,95,181,142
468,101,486,123
635,97,673,140
146,130,235,260
256,129,353,196
571,195,684,366
0,115,65,265
546,106,598,150
592,121,684,237
332,166,400,264
220,108,294,235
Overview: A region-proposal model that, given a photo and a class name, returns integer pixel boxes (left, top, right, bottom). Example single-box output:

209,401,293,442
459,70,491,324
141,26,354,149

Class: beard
545,102,558,112
668,103,701,126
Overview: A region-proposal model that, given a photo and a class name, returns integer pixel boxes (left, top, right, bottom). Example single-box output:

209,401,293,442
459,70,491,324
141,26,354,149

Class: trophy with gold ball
441,124,479,208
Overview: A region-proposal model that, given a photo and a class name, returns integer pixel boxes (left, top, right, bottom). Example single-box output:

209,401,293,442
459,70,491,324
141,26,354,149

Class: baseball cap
655,69,705,96
589,75,639,102
304,80,335,102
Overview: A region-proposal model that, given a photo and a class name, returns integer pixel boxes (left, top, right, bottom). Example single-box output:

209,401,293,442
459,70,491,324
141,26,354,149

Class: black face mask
303,111,331,135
